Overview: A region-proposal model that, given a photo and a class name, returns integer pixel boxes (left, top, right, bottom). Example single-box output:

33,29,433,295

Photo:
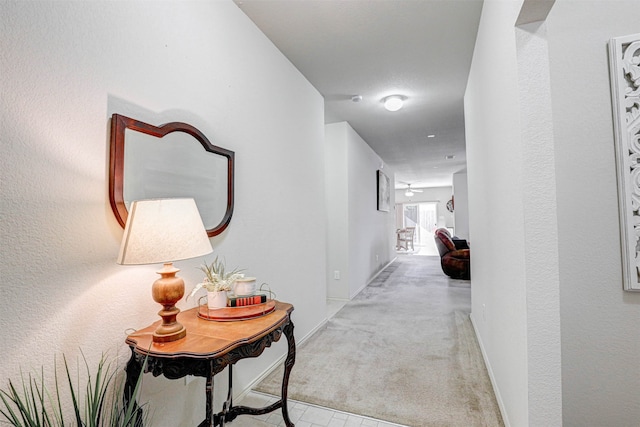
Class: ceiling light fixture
427,134,435,138
351,95,362,102
383,95,404,112
405,189,414,197
445,154,455,160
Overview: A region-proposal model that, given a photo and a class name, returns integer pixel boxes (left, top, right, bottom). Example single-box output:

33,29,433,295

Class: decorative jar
233,277,257,296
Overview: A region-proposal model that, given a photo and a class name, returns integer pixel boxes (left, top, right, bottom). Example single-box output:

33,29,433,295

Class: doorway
397,202,439,255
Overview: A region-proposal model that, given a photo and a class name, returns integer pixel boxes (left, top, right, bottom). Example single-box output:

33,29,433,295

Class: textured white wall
546,1,640,425
466,1,640,426
515,19,562,427
0,2,326,425
467,2,563,425
464,1,530,425
346,124,395,298
325,123,350,299
324,122,396,300
452,171,470,239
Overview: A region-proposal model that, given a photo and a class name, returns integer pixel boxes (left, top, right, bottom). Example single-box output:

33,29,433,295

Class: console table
124,301,296,427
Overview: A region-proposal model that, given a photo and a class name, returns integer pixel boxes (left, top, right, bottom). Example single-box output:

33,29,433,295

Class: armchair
434,228,470,280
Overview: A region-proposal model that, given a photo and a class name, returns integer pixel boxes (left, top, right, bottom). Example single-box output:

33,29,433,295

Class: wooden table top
126,301,293,359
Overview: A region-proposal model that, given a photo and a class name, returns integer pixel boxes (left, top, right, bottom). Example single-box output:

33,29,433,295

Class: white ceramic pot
233,277,257,296
207,291,228,309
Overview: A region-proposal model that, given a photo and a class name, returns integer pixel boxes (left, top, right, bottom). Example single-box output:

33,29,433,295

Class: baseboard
372,257,397,284
351,257,397,299
233,316,329,402
469,313,511,427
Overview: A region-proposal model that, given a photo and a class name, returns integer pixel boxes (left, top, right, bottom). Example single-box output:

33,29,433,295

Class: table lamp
117,198,213,343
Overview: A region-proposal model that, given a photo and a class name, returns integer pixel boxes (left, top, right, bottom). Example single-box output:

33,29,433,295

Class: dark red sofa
434,228,470,280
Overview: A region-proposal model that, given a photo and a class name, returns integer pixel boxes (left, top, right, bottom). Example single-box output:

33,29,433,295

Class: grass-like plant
0,351,148,427
189,256,244,297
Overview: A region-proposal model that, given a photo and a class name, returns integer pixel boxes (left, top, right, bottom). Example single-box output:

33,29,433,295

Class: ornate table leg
280,321,296,427
219,365,234,426
123,348,145,427
224,318,297,426
205,361,215,427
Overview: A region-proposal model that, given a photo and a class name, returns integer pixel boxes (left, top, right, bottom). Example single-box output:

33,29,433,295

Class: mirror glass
123,129,228,230
109,114,234,237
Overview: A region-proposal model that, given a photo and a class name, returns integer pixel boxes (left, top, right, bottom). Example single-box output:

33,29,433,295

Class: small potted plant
189,256,244,309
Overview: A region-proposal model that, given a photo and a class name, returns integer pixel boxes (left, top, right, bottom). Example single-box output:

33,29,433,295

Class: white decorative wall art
609,33,640,291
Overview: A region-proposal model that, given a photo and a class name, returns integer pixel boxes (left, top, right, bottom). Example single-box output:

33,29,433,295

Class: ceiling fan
403,184,423,197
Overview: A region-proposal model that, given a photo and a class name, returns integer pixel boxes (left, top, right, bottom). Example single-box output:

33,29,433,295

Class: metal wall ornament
609,33,640,291
446,197,454,213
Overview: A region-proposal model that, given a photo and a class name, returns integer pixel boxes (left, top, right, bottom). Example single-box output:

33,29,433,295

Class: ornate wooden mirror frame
109,113,235,237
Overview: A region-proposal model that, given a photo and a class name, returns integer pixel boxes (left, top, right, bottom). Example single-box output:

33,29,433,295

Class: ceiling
233,0,483,189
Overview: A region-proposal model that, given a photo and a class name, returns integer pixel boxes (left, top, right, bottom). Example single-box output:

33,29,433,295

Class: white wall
465,0,640,426
452,171,470,239
515,17,562,427
325,122,396,299
465,1,543,425
347,124,396,298
0,2,327,426
546,2,640,425
325,123,350,299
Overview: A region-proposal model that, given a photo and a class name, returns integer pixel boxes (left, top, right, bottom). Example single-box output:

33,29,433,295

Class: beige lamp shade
117,198,213,265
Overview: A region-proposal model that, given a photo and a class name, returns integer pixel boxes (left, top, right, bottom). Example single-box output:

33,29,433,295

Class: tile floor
232,391,408,427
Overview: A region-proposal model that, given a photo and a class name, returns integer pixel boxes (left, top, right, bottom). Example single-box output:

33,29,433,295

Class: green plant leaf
63,355,83,426
1,352,149,427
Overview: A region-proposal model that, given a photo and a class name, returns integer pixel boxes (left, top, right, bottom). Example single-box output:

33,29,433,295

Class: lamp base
152,306,187,343
152,262,187,343
153,329,186,343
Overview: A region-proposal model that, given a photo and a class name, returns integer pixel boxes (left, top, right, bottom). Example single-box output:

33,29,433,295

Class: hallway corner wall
325,123,350,299
466,0,640,426
325,122,396,300
464,0,536,425
452,171,470,240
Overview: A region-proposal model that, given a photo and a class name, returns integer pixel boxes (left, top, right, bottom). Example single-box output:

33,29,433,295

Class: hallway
237,255,501,426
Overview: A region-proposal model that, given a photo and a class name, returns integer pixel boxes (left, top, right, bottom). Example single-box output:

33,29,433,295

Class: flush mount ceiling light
445,154,455,160
351,95,363,102
383,95,404,112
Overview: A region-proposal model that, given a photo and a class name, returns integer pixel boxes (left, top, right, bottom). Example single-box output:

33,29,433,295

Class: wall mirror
109,113,234,237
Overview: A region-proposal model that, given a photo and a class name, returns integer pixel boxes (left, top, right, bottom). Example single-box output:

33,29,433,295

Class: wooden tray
197,300,276,321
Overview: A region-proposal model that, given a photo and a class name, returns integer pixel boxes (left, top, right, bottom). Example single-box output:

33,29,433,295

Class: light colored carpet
255,256,504,427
